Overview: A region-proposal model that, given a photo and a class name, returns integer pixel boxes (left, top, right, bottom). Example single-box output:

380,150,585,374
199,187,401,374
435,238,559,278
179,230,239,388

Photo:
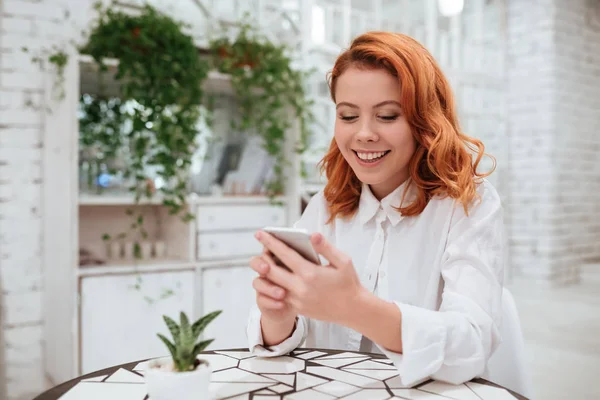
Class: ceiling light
438,0,464,17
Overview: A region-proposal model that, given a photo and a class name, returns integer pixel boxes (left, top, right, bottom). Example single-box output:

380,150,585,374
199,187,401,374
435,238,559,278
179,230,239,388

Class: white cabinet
200,264,257,350
79,270,195,374
196,203,286,231
196,201,289,260
198,231,263,260
44,21,302,385
71,189,297,379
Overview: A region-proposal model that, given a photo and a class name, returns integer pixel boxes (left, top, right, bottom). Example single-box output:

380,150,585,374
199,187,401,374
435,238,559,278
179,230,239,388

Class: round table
34,348,528,400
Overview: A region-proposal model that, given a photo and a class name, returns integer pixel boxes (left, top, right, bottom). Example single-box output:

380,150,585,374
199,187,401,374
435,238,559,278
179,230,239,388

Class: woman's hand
249,250,295,320
249,249,297,346
254,231,366,326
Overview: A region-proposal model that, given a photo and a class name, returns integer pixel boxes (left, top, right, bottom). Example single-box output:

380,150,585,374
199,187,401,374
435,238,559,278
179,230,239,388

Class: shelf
78,193,287,206
77,257,260,275
196,257,253,270
79,54,239,97
193,194,287,205
78,194,166,206
77,258,196,276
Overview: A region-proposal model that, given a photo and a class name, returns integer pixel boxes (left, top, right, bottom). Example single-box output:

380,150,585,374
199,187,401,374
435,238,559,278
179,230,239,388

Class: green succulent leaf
193,339,214,355
162,315,180,345
192,310,222,339
179,311,191,336
157,333,177,360
179,312,194,350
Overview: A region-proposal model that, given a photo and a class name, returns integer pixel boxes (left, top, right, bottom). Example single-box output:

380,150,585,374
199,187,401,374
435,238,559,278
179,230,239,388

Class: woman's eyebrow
335,100,401,109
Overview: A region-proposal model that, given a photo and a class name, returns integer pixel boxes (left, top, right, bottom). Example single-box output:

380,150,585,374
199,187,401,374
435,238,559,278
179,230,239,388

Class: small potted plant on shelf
144,310,222,400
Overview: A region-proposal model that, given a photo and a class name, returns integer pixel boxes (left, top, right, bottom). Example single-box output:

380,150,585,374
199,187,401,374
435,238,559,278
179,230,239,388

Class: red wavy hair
319,31,495,222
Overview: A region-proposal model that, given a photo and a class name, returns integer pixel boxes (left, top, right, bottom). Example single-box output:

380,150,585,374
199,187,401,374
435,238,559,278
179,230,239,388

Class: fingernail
260,263,268,273
254,232,261,240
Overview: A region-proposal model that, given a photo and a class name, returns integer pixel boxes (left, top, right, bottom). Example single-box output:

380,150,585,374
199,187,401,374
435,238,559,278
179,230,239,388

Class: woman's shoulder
472,178,502,209
430,178,502,210
305,188,328,212
294,188,330,231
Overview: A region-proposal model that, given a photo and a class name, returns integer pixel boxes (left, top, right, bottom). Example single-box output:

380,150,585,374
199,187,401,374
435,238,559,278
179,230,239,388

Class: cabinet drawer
197,204,286,232
198,231,261,260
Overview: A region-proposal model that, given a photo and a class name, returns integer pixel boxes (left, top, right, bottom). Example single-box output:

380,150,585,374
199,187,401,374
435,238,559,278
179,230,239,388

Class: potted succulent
144,310,222,400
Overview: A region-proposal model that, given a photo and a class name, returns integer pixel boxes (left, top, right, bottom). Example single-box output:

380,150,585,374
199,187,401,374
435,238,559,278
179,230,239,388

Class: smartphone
262,227,321,265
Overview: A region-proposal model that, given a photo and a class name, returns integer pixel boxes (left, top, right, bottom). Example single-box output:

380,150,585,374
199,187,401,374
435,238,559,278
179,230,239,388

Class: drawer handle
209,242,216,250
208,215,215,223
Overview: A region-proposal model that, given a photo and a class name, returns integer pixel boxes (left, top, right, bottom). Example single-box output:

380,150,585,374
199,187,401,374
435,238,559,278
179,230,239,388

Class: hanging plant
208,17,314,198
79,2,211,252
78,94,127,194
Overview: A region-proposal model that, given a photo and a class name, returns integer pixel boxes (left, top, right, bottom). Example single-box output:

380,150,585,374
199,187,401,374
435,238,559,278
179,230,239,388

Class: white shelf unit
43,52,302,384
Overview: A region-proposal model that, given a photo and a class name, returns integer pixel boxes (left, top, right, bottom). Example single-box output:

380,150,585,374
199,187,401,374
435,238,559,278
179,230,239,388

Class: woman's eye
340,115,358,121
379,115,398,121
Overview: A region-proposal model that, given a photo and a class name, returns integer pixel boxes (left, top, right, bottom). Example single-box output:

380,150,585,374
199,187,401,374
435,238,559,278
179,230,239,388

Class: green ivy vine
36,3,314,261
22,46,69,101
208,18,314,197
79,2,210,252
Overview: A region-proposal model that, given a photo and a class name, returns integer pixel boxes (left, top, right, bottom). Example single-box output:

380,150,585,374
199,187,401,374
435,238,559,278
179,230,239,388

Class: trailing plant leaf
208,15,314,200
79,2,209,239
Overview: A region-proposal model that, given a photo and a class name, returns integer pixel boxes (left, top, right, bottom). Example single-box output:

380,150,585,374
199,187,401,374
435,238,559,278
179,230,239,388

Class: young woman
247,31,505,387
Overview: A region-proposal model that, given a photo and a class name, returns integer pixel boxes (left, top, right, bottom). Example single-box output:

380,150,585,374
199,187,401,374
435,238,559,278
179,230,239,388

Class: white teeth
357,151,386,161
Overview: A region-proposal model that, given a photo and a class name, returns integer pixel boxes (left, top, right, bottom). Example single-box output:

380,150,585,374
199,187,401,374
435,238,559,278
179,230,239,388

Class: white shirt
247,179,505,387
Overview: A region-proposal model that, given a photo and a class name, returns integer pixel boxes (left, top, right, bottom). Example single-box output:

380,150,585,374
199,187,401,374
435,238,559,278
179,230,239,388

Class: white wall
0,1,98,398
1,1,50,398
552,0,600,268
506,0,600,284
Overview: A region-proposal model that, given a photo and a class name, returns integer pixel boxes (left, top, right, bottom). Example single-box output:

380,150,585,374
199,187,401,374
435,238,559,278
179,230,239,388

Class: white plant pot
144,357,212,400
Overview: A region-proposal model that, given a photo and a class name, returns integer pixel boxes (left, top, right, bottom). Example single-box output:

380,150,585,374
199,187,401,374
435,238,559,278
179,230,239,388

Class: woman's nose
355,122,378,142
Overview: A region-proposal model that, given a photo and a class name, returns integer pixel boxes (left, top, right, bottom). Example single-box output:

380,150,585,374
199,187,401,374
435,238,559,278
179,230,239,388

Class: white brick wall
552,0,600,268
0,0,73,397
506,0,557,282
507,0,600,284
0,1,202,397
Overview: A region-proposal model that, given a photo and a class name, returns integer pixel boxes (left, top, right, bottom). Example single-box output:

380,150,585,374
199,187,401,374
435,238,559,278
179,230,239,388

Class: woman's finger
252,277,286,300
255,231,309,273
250,255,271,276
263,249,287,270
256,293,285,310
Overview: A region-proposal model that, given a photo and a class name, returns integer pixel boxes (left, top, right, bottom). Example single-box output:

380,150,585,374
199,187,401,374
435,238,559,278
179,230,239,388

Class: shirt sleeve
246,305,308,357
377,181,505,386
246,190,325,356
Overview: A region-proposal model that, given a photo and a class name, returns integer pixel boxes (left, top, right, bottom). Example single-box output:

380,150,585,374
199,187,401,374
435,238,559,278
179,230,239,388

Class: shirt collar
358,180,415,227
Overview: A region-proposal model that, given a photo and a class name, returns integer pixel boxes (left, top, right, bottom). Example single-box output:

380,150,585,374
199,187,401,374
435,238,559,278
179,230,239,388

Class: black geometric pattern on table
35,349,526,400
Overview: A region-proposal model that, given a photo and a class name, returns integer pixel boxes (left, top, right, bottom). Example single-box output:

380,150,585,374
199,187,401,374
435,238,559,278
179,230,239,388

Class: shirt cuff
375,302,446,387
246,306,306,357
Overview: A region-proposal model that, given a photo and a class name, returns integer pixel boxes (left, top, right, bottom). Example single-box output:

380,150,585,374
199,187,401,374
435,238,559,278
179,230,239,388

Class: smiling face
333,66,416,200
